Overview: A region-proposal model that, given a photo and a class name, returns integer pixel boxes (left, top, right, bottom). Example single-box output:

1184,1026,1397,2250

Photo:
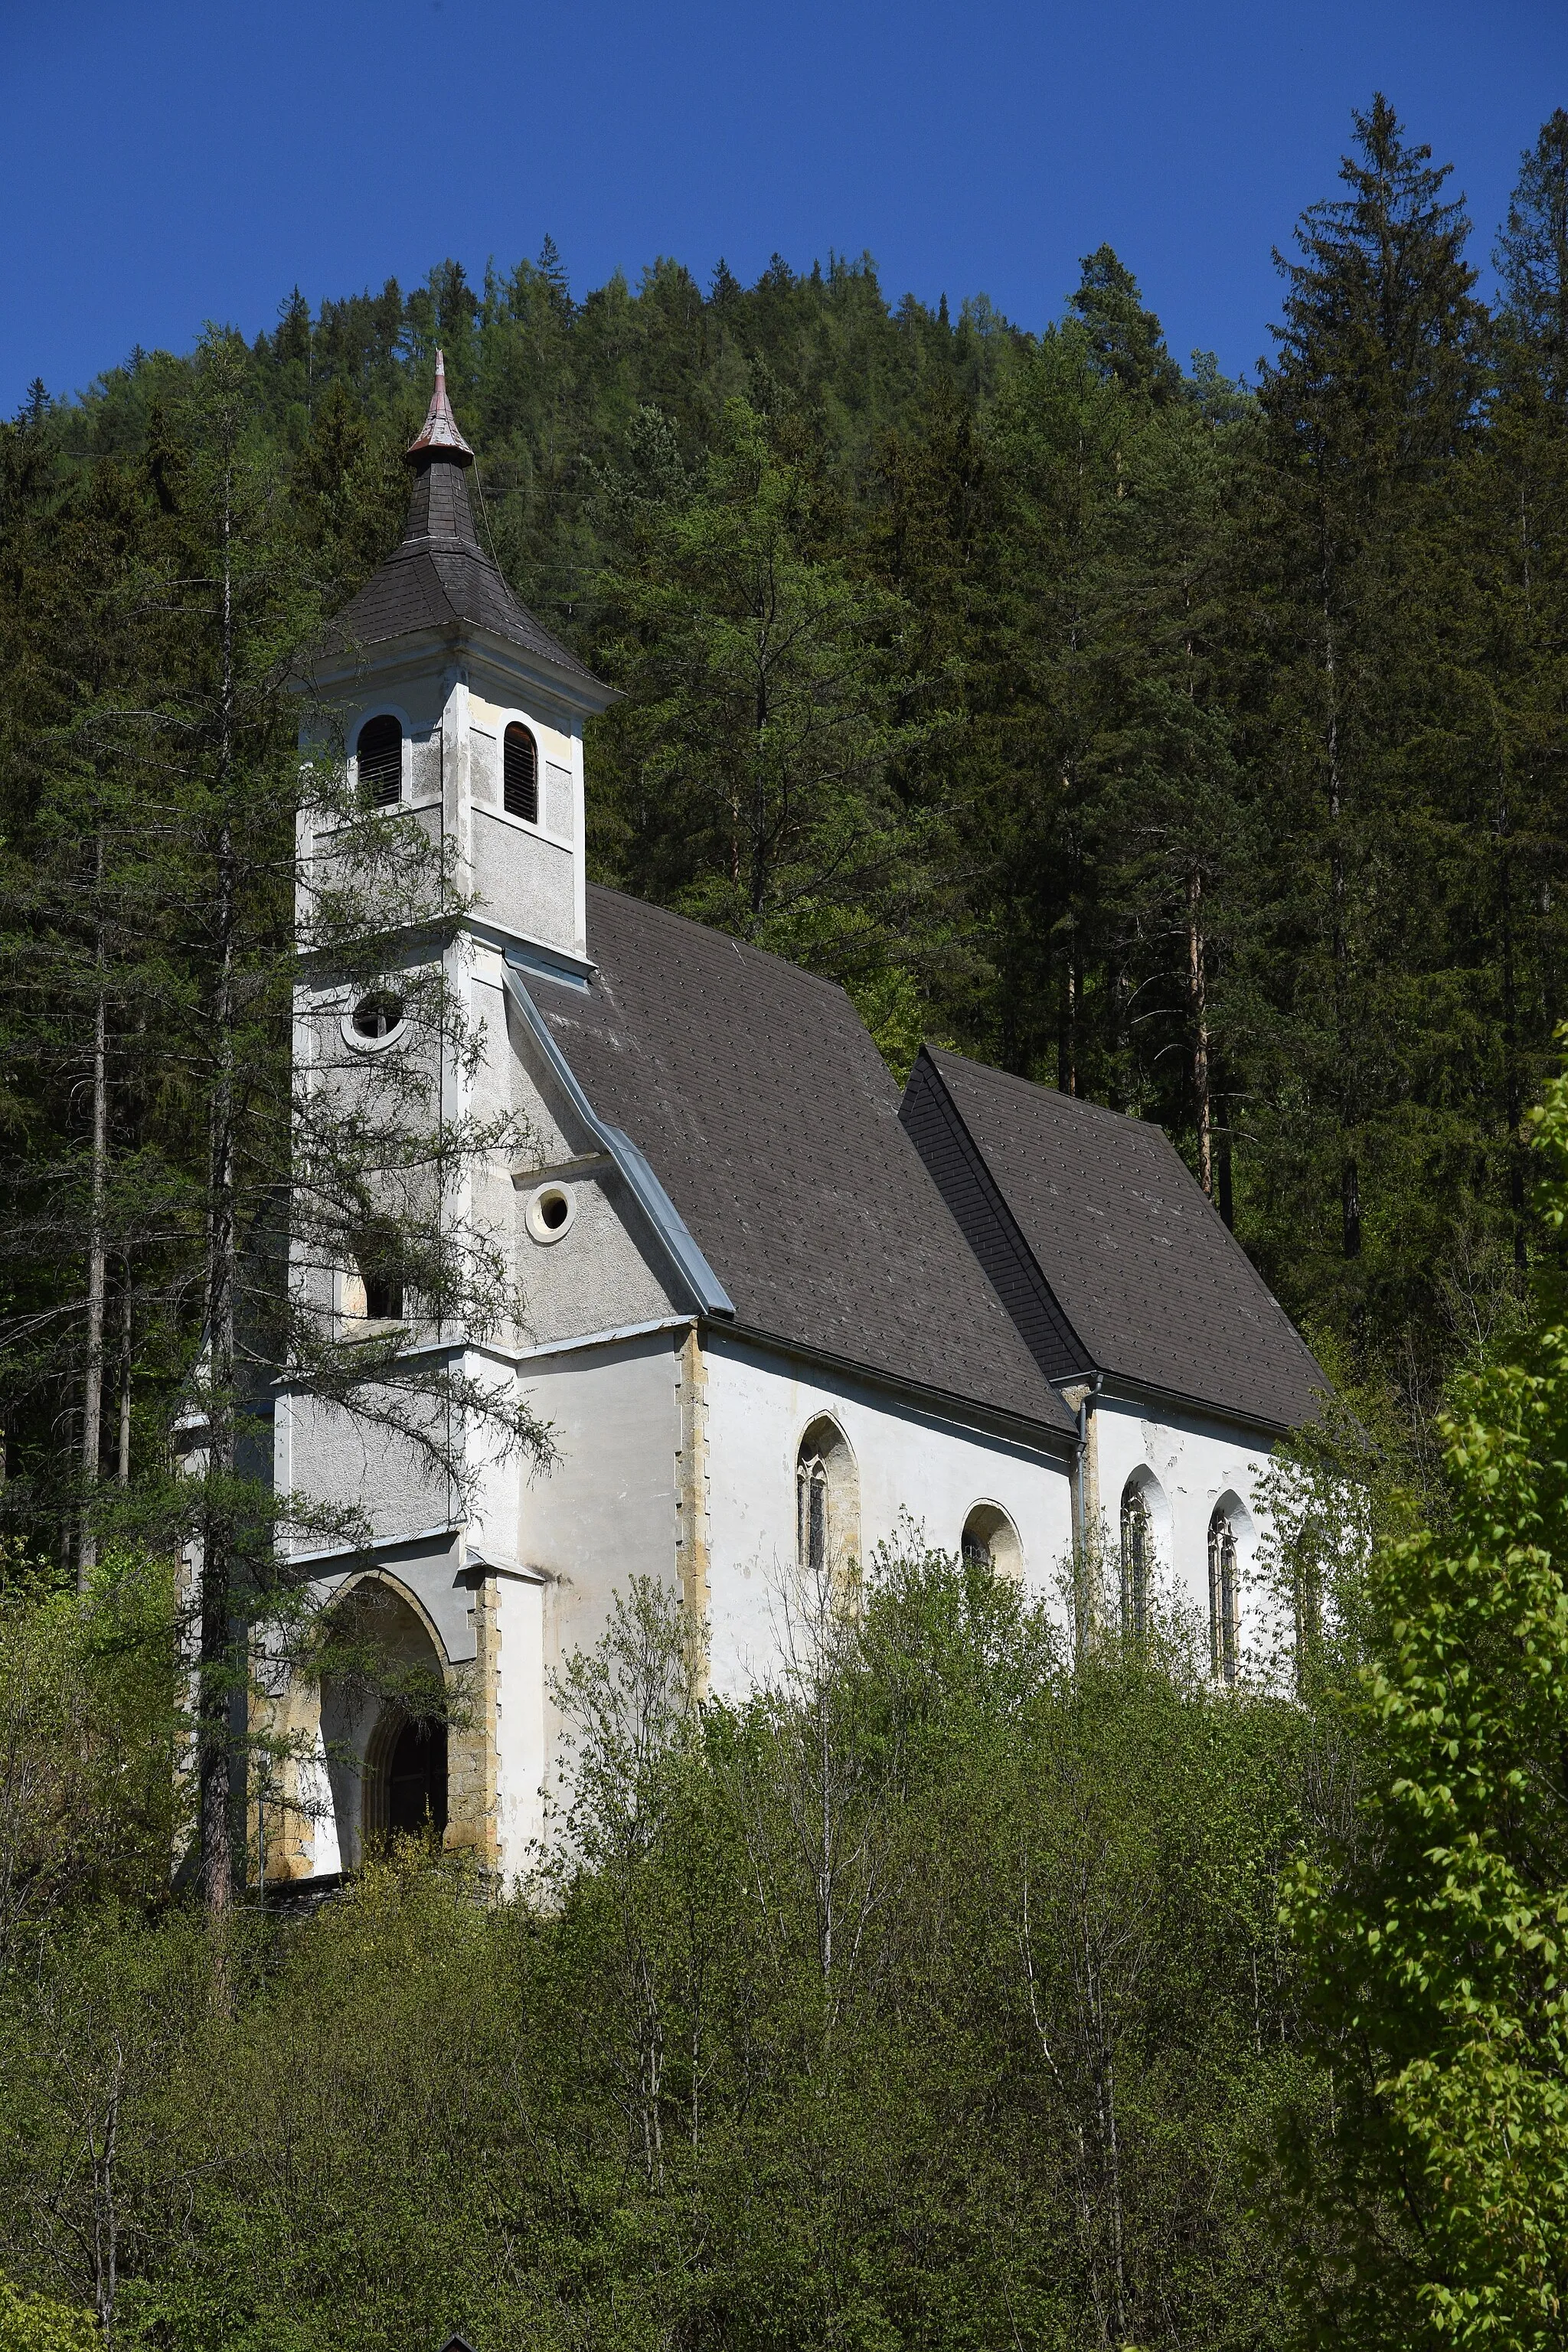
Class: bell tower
306,351,612,974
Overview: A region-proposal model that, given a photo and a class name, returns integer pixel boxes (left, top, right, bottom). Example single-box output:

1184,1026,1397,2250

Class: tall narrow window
795,1416,857,1588
357,714,403,806
1208,1505,1238,1684
504,722,538,822
797,1452,828,1576
1120,1483,1151,1639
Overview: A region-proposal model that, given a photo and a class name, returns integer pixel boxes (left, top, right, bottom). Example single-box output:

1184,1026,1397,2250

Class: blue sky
5,0,1566,414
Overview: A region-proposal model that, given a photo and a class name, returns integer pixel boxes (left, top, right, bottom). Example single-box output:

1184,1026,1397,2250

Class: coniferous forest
8,93,1568,2352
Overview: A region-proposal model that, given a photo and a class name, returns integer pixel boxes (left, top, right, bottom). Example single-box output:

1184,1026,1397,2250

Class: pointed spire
407,349,474,466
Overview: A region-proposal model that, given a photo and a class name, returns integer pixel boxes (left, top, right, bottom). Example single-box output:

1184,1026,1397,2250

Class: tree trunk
79,844,109,1590
1188,865,1212,1197
1499,782,1526,1272
116,1265,132,1485
199,465,239,1925
1324,583,1361,1258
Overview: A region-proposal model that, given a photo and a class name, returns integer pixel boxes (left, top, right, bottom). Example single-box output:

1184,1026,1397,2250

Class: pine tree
595,397,943,1054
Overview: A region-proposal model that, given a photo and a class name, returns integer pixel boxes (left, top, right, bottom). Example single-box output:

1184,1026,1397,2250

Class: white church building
266,360,1325,1886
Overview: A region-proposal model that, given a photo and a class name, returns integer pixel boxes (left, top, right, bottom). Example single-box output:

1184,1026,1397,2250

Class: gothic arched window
504,722,539,822
357,713,403,806
1208,1504,1239,1684
795,1416,858,1588
1120,1481,1152,1639
798,1451,828,1576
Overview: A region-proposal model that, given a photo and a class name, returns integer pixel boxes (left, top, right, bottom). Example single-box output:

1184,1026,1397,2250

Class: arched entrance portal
318,1577,452,1867
363,1706,449,1845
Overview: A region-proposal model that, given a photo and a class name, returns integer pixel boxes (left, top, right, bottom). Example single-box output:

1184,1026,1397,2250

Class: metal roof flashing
501,962,736,1320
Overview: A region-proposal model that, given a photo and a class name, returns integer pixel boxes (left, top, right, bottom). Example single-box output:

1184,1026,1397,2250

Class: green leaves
1276,1062,1568,2346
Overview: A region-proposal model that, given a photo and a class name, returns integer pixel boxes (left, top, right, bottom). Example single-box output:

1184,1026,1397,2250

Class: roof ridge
926,1044,1171,1136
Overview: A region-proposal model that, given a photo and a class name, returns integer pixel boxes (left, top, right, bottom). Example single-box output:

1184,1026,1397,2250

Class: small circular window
344,991,406,1050
524,1184,576,1244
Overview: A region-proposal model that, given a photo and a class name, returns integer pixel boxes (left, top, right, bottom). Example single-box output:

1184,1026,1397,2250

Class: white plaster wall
702,1334,1076,1699
515,1327,684,1662
467,946,681,1348
285,1389,454,1547
1091,1391,1282,1667
493,1572,547,1878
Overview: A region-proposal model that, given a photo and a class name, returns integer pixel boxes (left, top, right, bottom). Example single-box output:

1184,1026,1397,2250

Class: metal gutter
501,962,736,1319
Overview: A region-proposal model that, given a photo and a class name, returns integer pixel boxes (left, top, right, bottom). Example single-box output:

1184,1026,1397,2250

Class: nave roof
903,1046,1327,1432
533,887,1076,1439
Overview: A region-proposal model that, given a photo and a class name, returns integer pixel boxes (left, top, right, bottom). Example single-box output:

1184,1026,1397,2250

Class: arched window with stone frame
795,1416,858,1590
1208,1503,1240,1684
1120,1480,1152,1639
961,1502,1024,1583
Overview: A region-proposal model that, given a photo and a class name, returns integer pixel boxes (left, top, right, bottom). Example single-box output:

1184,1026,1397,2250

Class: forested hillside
5,96,1568,1503
5,89,1568,2352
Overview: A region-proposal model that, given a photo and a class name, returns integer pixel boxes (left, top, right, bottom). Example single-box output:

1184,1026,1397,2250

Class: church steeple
407,348,475,464
305,345,611,974
400,350,482,552
317,353,603,694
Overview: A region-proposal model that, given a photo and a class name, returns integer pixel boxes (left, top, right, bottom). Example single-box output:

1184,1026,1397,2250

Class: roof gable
532,889,1075,1438
906,1047,1327,1431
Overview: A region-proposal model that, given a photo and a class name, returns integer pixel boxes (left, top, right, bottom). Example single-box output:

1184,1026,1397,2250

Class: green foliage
0,1553,1320,2352
0,1550,182,1959
594,397,946,1010
1276,1048,1568,2344
0,2280,96,2352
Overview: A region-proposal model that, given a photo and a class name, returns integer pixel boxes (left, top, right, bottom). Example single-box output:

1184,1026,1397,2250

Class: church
267,358,1325,1886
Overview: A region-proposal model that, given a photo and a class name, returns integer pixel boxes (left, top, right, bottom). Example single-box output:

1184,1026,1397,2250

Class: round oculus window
345,991,406,1049
524,1183,576,1244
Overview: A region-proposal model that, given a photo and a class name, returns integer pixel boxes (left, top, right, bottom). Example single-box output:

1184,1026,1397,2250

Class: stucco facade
259,358,1320,1890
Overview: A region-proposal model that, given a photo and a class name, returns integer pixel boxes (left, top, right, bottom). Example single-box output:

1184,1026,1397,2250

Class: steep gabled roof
532,888,1075,1439
316,353,606,696
903,1046,1327,1432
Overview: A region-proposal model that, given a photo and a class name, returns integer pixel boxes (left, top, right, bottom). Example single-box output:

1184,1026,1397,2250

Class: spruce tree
1257,96,1491,1357
1069,244,1184,405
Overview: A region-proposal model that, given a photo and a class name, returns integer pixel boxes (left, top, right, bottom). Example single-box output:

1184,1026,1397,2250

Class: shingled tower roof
317,350,605,694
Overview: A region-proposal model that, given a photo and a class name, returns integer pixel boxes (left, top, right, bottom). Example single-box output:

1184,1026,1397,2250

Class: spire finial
407,348,475,465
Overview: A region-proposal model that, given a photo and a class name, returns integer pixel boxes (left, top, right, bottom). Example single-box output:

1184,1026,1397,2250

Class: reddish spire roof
406,349,474,465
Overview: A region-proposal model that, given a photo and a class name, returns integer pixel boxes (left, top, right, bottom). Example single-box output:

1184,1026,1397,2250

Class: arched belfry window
1120,1482,1152,1639
357,713,403,806
504,723,538,822
1208,1504,1239,1684
795,1416,858,1588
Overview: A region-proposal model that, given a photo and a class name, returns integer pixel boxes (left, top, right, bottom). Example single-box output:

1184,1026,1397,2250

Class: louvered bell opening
358,714,403,806
504,723,538,822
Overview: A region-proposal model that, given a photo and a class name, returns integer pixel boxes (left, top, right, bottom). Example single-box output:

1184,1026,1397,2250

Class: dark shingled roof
318,436,603,693
535,888,1075,1438
904,1046,1327,1432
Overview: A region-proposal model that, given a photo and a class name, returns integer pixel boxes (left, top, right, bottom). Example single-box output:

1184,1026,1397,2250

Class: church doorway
318,1576,452,1866
383,1712,449,1841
